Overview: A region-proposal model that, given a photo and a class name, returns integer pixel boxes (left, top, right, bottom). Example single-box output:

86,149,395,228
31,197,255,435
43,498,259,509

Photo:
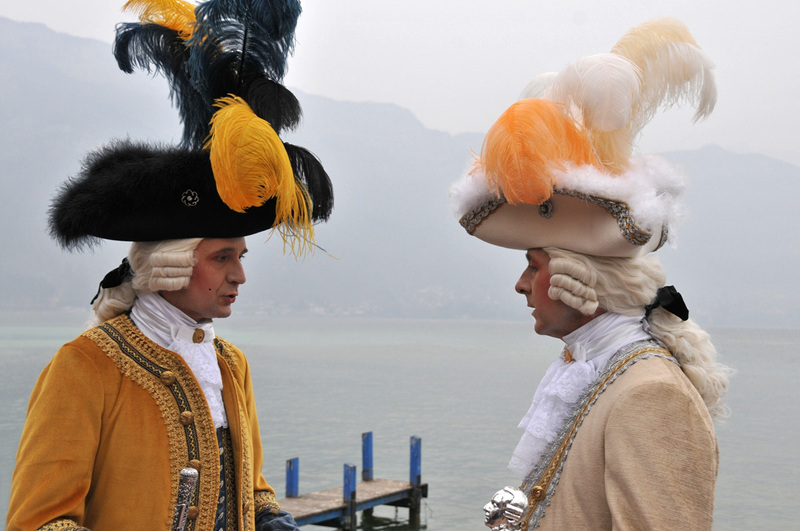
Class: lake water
1,316,798,530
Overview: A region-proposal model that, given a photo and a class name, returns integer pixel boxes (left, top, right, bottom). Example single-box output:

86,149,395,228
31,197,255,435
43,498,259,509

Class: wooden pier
277,433,428,529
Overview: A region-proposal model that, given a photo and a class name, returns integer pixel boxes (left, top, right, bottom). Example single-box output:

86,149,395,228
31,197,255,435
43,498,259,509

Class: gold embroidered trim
241,404,255,531
255,490,281,516
458,197,504,234
554,189,656,247
86,315,221,531
40,519,89,530
220,428,238,530
215,337,256,531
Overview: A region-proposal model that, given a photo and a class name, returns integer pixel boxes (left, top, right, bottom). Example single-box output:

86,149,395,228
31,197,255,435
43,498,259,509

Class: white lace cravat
131,292,228,428
508,312,651,477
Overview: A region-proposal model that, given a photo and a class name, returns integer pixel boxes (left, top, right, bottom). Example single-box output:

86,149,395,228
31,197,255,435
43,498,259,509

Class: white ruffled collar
508,312,650,477
562,311,650,362
130,292,228,429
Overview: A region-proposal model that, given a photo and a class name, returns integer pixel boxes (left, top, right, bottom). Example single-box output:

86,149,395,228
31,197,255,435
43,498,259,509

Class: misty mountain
1,17,798,328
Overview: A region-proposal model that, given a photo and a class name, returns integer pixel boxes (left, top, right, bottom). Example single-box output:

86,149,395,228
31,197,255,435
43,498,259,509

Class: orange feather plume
481,99,600,205
205,96,313,252
123,0,197,41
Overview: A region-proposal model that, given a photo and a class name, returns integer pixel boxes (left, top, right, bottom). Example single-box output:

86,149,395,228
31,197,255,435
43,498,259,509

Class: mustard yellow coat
7,315,279,531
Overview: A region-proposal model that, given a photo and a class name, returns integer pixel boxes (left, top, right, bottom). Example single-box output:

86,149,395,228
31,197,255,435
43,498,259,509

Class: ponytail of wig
88,238,203,327
544,247,732,419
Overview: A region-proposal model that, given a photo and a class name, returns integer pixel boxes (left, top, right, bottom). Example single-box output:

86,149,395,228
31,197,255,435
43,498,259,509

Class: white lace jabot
130,292,228,429
508,312,651,477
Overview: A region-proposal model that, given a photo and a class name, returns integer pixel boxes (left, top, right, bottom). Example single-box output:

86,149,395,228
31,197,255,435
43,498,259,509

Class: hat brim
459,192,665,258
49,140,280,249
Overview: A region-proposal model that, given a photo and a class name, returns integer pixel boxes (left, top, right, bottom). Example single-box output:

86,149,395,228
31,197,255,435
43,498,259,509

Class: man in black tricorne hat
7,1,332,530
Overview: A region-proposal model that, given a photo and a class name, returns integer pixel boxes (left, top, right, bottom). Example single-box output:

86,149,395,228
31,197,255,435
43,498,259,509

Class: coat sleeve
6,343,103,531
603,379,718,531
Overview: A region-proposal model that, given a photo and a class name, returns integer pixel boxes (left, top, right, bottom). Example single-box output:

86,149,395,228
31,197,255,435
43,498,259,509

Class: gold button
531,486,545,500
180,411,195,426
192,329,205,343
188,459,201,471
187,506,199,520
243,499,251,513
160,371,176,386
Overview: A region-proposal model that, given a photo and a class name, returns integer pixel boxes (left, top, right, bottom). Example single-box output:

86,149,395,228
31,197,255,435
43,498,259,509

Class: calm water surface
1,317,797,529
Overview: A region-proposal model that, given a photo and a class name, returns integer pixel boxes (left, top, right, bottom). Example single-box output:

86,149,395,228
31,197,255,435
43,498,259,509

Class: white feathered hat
451,18,716,257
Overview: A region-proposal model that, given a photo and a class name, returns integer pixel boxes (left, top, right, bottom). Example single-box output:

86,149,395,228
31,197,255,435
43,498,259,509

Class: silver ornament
483,486,528,530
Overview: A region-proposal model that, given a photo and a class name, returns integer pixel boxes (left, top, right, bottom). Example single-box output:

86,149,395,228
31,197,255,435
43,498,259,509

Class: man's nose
515,272,529,294
229,261,246,285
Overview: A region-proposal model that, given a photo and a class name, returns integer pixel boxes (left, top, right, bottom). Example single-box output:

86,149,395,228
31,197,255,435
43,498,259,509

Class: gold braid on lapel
85,315,222,531
519,340,675,530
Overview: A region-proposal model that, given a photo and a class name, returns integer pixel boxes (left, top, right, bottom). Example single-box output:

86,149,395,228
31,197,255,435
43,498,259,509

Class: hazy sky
3,1,799,165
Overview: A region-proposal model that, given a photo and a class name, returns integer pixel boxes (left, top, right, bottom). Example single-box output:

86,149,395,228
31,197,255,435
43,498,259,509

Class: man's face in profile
514,249,594,338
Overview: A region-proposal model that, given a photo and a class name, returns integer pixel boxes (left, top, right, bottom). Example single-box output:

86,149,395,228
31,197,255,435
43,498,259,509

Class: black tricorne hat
51,141,285,247
49,0,333,254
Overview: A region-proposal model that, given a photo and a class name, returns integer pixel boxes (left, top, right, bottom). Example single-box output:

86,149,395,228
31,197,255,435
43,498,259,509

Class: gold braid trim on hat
459,190,666,250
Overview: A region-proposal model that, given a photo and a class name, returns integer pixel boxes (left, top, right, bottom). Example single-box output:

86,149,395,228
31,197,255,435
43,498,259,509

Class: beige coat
534,355,718,530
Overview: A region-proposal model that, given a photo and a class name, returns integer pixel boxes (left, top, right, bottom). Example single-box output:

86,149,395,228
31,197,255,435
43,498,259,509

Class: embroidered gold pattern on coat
87,316,221,531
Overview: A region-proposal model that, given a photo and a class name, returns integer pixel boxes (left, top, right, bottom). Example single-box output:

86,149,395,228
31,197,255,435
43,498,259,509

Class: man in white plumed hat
451,18,732,531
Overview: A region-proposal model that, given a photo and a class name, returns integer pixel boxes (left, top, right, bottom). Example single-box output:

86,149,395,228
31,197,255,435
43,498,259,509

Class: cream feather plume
533,54,641,173
519,72,558,100
611,17,717,134
522,18,716,174
547,53,641,134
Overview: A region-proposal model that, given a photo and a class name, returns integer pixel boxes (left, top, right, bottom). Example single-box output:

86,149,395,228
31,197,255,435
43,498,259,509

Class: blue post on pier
278,432,428,528
362,432,374,481
409,436,423,526
286,457,299,498
410,436,421,486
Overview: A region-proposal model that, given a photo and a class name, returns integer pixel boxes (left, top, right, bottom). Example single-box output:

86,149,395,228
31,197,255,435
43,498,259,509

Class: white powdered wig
133,239,202,293
544,247,732,419
88,238,203,327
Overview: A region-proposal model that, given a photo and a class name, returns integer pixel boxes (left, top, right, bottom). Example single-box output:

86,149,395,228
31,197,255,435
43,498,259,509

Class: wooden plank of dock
278,478,428,526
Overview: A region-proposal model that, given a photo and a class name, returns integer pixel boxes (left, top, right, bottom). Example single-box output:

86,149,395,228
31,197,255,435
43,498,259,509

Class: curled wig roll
544,247,732,419
88,238,203,327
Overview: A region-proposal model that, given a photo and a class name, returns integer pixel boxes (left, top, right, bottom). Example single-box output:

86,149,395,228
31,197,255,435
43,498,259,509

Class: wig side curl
88,238,203,327
547,256,599,314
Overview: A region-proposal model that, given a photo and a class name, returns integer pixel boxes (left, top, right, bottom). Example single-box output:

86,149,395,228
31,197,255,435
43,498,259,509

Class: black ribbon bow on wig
90,258,133,305
644,285,689,321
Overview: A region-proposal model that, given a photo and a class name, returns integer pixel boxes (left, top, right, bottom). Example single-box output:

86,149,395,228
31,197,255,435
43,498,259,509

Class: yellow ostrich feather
205,96,313,253
123,0,197,41
481,99,600,205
